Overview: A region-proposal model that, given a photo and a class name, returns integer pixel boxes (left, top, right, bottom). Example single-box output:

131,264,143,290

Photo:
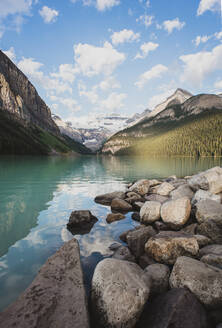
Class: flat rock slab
145,231,199,265
0,239,90,328
170,256,222,309
91,258,149,328
137,288,208,328
94,191,125,205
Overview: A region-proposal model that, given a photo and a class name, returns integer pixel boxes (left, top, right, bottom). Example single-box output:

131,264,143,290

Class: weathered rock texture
0,50,59,135
170,256,222,308
0,238,90,328
91,258,149,328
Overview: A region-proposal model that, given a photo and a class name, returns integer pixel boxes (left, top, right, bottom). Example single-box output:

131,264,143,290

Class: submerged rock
94,191,125,205
67,210,98,235
91,258,149,328
137,288,209,328
0,239,90,328
170,256,222,308
145,231,199,265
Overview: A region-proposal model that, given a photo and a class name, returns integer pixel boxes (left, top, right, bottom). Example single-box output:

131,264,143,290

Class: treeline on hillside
115,112,222,157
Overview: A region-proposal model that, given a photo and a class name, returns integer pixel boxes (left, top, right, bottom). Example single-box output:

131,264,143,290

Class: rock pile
92,166,222,327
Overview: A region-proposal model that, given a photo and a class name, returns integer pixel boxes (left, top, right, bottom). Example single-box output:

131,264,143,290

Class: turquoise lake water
0,155,221,311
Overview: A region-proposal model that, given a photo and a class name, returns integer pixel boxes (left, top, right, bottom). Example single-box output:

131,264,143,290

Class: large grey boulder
194,234,211,247
91,258,149,328
126,226,156,258
128,179,150,196
156,182,175,196
195,199,222,224
188,166,222,194
192,189,221,205
161,197,191,229
170,184,194,200
137,288,209,328
94,191,125,205
67,210,98,235
201,254,222,269
142,263,170,296
145,231,199,265
170,256,222,308
111,198,133,212
140,201,161,224
199,244,222,257
0,239,90,328
197,220,222,244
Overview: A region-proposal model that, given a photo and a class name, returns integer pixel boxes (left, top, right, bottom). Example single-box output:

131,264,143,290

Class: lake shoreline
1,165,222,327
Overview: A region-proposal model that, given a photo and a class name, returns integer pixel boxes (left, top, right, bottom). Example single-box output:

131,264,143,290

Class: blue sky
0,0,222,128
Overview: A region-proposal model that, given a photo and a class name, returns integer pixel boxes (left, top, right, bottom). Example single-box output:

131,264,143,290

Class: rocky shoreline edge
1,166,222,328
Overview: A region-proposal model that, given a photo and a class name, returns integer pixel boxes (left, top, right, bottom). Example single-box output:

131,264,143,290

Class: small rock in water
94,191,125,205
67,210,98,235
106,212,125,223
111,198,133,212
132,212,140,221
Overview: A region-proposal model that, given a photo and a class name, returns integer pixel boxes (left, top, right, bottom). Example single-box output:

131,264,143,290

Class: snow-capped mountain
149,88,193,119
52,109,151,151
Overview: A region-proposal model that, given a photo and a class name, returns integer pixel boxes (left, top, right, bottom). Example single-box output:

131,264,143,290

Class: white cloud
39,6,59,24
100,92,127,111
135,42,159,59
78,82,99,104
3,47,16,61
59,97,81,112
162,18,185,34
17,57,72,94
111,29,140,46
135,64,168,88
214,80,222,89
0,0,32,18
51,64,77,83
136,14,154,28
74,41,125,77
197,0,221,15
99,76,121,90
194,35,211,46
215,31,222,39
96,0,120,11
180,44,222,87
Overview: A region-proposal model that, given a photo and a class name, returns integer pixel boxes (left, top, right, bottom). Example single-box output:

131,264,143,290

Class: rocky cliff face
0,50,59,135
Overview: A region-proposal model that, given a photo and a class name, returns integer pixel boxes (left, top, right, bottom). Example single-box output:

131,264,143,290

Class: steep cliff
0,50,59,135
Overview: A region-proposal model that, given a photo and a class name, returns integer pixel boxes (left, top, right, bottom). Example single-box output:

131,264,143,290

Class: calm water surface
0,155,221,311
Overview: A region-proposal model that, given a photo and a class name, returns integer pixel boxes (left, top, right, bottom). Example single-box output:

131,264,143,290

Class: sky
0,0,222,128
